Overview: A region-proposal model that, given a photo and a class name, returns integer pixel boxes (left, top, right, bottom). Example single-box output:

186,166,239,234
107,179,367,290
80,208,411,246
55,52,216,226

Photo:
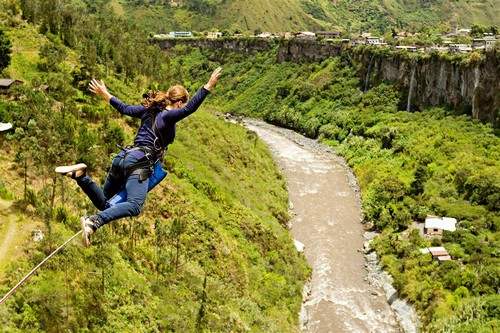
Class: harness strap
116,146,157,182
147,110,166,159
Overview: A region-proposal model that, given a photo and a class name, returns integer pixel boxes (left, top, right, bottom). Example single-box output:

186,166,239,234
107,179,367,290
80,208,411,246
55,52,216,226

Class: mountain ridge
118,0,500,33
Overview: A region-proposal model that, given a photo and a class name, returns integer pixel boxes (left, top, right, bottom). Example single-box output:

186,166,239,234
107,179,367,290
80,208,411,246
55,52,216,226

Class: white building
207,31,223,39
168,31,193,38
257,32,273,38
472,36,497,50
448,44,472,53
424,216,457,236
366,36,382,45
457,28,471,36
395,45,418,52
296,31,316,39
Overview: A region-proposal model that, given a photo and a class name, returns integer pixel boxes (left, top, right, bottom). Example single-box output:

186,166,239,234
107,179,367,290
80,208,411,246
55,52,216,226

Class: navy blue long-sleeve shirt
109,87,210,157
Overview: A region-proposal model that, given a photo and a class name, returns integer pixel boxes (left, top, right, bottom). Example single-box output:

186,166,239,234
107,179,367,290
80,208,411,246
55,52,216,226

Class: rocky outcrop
364,232,420,333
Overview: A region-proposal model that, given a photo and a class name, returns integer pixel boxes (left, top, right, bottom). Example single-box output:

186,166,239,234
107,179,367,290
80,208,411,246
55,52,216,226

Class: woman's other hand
89,79,113,103
204,67,223,92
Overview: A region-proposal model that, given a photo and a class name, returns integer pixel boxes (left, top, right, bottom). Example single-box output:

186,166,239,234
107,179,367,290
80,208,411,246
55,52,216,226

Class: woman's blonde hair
166,85,189,106
142,85,189,109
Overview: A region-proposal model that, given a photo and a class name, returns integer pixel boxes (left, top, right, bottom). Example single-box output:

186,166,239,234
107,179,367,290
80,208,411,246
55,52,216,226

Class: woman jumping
56,67,222,246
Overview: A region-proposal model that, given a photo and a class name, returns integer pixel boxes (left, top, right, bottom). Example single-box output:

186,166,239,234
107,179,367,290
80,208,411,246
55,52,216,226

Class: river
244,120,401,333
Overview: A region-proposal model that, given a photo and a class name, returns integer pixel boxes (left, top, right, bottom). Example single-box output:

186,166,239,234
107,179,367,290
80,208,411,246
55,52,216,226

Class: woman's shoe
0,122,13,132
55,163,87,179
80,216,97,247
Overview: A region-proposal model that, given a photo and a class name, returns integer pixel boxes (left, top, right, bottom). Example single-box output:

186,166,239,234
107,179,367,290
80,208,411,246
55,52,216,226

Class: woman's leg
93,172,149,228
76,156,124,210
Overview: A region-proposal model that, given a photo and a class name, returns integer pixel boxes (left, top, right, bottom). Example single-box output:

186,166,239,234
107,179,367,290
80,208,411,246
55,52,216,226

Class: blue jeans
76,152,148,228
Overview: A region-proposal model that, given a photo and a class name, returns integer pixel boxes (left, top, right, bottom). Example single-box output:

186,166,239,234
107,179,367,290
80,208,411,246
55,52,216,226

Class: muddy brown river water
244,120,401,333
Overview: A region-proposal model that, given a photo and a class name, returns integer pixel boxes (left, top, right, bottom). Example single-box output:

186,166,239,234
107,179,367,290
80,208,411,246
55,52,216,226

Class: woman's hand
204,67,223,92
89,79,113,103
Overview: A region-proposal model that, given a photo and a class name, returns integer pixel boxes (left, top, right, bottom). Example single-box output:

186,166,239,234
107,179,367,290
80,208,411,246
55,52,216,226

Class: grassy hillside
0,5,309,332
119,0,500,34
161,46,500,332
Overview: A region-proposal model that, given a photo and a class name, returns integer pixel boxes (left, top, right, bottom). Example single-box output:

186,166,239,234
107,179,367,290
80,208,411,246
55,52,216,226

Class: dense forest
0,0,309,331
163,46,500,332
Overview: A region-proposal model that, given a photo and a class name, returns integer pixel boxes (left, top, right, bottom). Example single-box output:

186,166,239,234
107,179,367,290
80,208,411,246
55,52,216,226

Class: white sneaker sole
0,122,13,132
55,163,87,175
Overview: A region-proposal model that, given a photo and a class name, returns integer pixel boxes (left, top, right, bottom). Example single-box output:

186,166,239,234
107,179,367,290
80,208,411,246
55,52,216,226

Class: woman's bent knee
129,201,143,216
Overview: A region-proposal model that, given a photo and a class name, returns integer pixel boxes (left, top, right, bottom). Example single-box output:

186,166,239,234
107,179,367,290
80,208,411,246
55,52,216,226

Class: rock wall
355,50,499,127
155,37,273,54
276,39,345,62
156,38,499,127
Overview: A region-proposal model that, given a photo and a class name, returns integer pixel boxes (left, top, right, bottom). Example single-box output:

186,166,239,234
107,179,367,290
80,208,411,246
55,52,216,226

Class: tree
0,28,12,72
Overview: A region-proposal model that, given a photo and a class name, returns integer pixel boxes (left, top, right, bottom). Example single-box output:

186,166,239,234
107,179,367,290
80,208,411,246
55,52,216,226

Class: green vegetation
118,0,500,34
0,1,309,331
166,47,500,332
0,27,11,71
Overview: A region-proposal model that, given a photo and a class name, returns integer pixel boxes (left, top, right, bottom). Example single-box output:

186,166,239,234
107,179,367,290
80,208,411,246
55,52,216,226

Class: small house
420,247,452,262
207,31,223,39
0,79,22,93
395,45,418,52
394,31,415,40
472,38,486,50
457,28,471,36
424,216,457,236
448,44,472,53
0,79,22,89
168,31,193,38
257,32,273,39
427,46,448,52
473,36,497,50
351,38,365,46
366,36,382,45
295,31,316,40
316,31,341,39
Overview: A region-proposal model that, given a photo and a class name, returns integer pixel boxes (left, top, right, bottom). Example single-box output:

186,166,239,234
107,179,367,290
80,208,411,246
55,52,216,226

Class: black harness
114,109,166,182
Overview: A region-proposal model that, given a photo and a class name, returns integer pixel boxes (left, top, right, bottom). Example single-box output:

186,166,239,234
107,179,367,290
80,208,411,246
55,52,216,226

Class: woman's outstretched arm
89,79,146,118
163,67,222,123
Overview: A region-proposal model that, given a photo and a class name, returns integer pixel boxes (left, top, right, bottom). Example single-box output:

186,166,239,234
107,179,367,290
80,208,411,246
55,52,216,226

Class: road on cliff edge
244,120,400,333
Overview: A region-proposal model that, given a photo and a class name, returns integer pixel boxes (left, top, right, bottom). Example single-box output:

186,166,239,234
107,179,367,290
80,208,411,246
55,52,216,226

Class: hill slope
0,4,309,331
119,0,500,33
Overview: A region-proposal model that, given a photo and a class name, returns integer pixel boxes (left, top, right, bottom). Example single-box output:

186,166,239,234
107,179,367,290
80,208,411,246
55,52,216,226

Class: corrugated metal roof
0,79,15,87
428,247,449,257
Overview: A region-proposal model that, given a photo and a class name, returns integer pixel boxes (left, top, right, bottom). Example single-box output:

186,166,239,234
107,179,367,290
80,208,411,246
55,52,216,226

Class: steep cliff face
356,50,499,126
157,38,499,127
156,38,273,54
277,39,345,62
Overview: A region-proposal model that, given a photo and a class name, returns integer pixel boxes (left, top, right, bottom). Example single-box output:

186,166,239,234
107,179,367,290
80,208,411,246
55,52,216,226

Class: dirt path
244,120,400,333
0,218,16,265
0,199,16,268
